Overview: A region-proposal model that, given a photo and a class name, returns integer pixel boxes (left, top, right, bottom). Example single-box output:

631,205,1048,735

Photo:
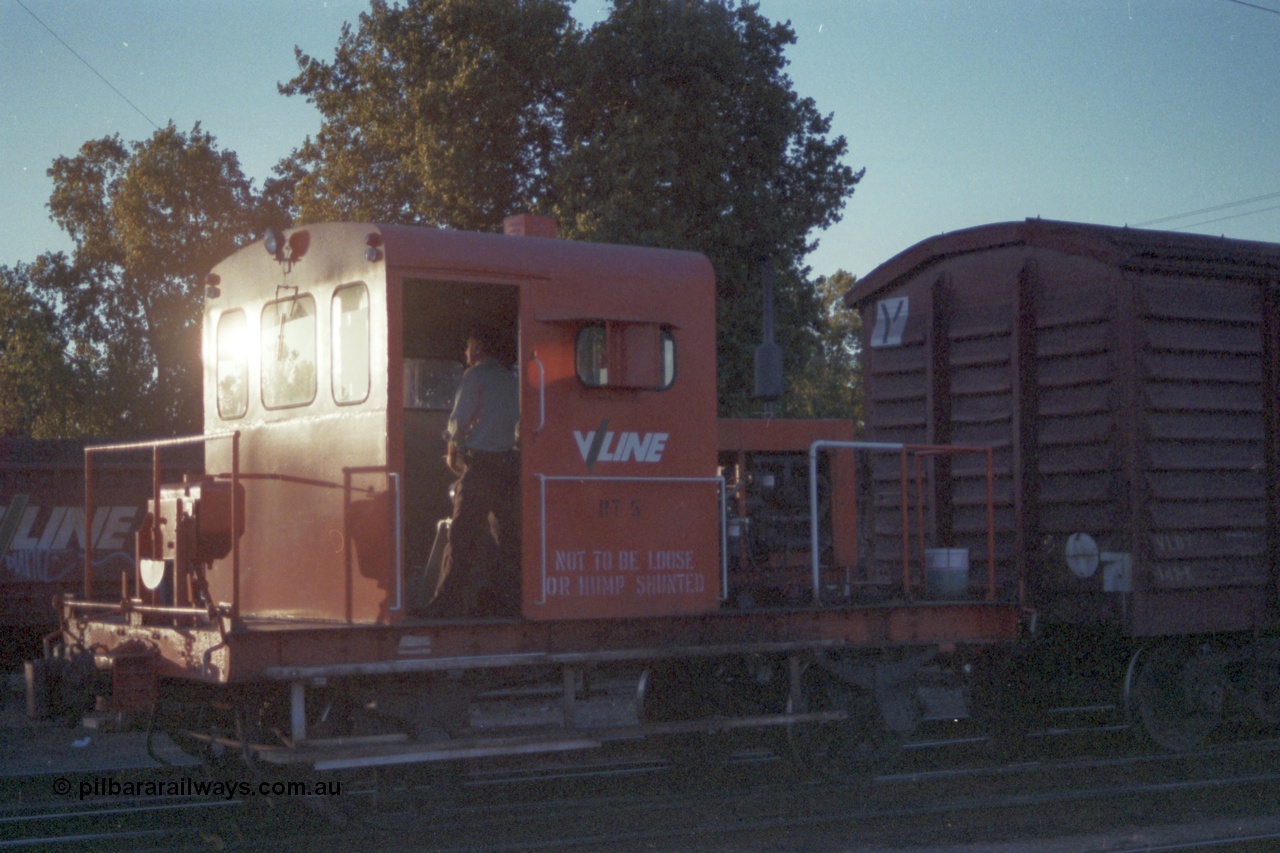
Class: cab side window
575,322,675,390
660,329,675,388
576,325,609,386
216,309,248,419
332,284,370,405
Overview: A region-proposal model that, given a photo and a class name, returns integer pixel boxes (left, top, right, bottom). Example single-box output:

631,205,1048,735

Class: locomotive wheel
786,665,893,780
1127,642,1225,752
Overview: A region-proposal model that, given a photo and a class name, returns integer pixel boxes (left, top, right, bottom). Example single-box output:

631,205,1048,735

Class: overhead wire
1132,191,1280,230
1222,0,1280,15
1132,3,1279,234
1165,204,1280,232
13,0,161,131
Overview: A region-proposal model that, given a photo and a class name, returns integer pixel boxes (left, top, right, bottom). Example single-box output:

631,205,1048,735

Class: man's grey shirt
446,357,519,452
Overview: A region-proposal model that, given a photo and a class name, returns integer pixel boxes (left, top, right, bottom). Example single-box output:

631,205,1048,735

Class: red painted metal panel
198,223,722,624
517,234,720,620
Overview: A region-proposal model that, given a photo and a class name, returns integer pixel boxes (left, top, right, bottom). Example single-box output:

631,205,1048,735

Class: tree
0,265,97,438
546,0,862,414
778,270,862,425
27,123,264,437
279,0,576,230
278,0,862,414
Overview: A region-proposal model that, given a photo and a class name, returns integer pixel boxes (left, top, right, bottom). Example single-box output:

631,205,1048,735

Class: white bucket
925,548,969,599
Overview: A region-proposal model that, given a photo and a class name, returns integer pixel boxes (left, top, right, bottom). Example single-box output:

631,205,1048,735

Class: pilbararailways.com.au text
56,776,341,800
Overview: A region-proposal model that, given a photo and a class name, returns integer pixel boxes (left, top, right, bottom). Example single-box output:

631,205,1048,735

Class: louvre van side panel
1029,263,1130,625
860,248,1029,599
945,293,1017,597
1129,275,1273,634
862,289,928,587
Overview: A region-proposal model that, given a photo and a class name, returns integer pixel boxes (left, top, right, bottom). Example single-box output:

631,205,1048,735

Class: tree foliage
25,123,264,437
555,0,862,413
7,1,861,441
278,0,862,414
0,265,97,438
776,270,862,425
279,0,575,230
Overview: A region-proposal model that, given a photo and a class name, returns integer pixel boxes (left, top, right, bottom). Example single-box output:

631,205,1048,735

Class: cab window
332,284,370,405
404,358,464,410
216,309,248,419
660,330,675,388
261,294,317,409
576,325,609,386
575,322,674,390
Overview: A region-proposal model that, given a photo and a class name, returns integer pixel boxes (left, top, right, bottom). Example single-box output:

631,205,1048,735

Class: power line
1168,203,1280,232
1223,0,1280,15
1133,191,1280,227
14,0,160,131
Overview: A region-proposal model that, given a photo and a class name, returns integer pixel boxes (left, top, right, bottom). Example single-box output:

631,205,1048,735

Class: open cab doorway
398,278,520,620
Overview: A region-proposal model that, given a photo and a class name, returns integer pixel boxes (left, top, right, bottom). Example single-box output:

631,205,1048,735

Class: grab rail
529,352,546,434
84,431,240,618
807,440,1001,605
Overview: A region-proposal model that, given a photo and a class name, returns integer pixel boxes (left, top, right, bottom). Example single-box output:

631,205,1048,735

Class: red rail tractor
38,216,1020,773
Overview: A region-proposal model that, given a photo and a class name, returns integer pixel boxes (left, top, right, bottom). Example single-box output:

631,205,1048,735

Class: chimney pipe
503,214,557,238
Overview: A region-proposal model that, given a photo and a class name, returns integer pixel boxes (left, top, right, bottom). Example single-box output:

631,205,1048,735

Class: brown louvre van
849,219,1280,638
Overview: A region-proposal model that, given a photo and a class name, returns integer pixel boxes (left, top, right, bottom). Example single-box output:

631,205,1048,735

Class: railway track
0,797,239,851
389,739,1280,851
6,724,1280,851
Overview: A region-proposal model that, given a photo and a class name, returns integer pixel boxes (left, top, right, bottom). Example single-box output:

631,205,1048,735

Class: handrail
84,431,240,619
529,352,546,434
807,440,1002,605
806,441,902,603
390,472,402,611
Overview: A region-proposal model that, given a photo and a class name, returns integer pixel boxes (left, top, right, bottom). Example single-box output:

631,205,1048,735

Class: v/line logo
0,496,140,558
573,420,669,470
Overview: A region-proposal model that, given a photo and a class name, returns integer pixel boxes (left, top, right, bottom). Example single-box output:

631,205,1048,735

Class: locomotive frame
39,216,1021,772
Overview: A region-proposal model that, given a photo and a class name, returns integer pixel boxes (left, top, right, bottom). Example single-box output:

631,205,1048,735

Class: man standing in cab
432,325,521,618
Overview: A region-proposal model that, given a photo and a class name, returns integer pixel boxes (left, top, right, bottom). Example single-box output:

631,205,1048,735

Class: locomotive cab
198,216,720,626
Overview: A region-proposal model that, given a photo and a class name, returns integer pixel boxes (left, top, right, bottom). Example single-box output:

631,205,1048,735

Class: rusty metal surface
849,219,1280,636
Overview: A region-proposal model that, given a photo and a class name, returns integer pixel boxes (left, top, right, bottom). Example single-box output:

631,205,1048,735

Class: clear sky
3,0,1279,282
